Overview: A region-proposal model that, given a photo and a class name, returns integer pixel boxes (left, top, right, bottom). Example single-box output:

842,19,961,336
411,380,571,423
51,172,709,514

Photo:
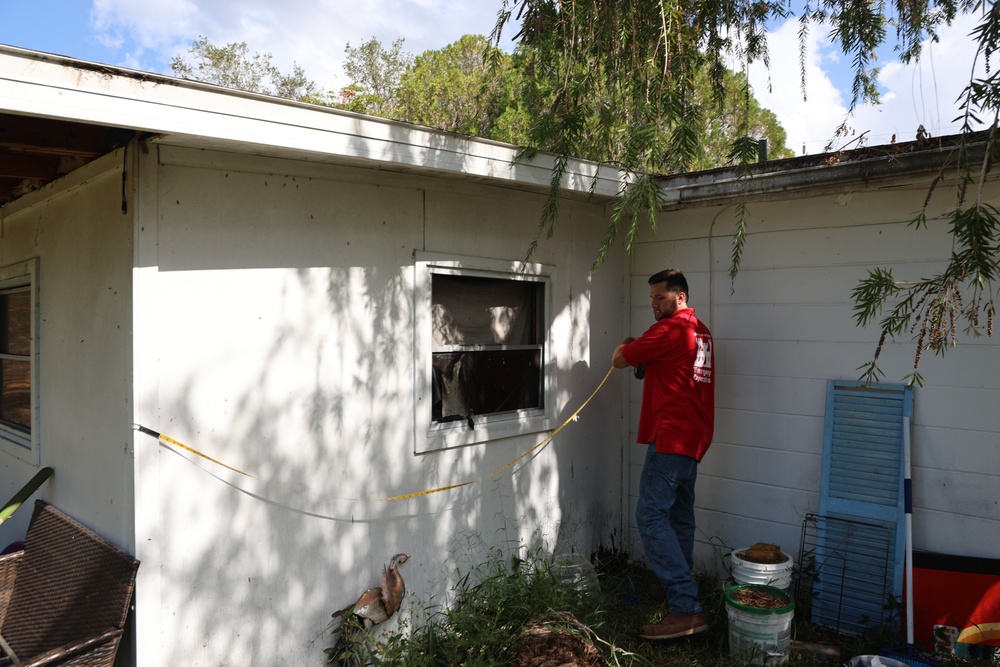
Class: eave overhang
657,131,995,209
0,44,625,208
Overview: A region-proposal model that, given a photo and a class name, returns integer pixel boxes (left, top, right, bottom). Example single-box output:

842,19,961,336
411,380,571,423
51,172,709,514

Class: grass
326,547,991,667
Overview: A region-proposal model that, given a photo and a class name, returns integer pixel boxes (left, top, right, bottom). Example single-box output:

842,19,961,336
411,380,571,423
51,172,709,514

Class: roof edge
0,44,627,201
657,131,995,209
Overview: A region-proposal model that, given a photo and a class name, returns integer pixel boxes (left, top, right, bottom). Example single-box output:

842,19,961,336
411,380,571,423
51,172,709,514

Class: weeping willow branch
852,3,1000,385
493,0,999,386
852,134,999,386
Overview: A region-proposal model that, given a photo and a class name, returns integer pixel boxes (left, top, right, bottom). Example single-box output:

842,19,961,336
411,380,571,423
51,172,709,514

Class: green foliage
394,29,790,168
383,22,794,268
488,0,798,267
328,546,617,666
727,135,763,291
852,123,999,383
330,83,375,114
323,544,908,667
168,3,1000,385
494,0,998,383
170,36,320,102
592,172,663,269
338,36,412,117
167,28,793,278
853,189,999,386
396,35,508,136
694,69,795,172
850,1,999,383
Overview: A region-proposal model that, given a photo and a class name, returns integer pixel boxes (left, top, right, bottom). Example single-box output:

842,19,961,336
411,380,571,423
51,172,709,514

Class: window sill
423,410,552,452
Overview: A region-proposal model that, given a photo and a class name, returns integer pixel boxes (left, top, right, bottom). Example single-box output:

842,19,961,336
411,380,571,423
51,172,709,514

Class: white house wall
625,173,1000,575
0,150,135,549
131,143,626,666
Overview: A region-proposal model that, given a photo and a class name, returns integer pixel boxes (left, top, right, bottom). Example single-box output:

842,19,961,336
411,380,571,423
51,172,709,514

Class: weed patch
326,546,989,667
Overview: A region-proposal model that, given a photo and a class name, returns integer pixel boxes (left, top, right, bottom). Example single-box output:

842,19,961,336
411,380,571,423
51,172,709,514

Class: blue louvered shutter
812,380,913,634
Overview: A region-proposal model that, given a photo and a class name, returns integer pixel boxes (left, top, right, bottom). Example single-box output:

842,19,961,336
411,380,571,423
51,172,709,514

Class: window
0,259,38,462
414,255,552,452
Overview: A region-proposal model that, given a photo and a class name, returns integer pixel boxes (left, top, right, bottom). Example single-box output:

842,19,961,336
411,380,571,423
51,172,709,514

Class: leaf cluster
492,1,999,383
849,2,1000,385
853,135,999,386
170,36,320,102
167,3,1000,386
489,0,795,267
340,37,413,117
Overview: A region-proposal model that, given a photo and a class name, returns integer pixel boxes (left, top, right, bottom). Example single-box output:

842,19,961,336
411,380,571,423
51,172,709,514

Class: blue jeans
636,445,701,615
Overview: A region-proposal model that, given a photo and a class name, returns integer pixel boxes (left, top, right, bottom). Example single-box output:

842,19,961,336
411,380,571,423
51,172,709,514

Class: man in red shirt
613,269,714,640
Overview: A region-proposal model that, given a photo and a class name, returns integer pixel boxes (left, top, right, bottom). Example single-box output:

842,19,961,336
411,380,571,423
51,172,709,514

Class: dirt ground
512,611,609,667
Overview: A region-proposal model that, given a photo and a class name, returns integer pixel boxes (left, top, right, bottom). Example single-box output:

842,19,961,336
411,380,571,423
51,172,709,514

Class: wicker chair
0,501,139,667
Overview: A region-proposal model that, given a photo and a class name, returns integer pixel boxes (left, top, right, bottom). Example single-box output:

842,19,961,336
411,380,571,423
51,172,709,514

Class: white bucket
731,547,794,591
726,584,795,665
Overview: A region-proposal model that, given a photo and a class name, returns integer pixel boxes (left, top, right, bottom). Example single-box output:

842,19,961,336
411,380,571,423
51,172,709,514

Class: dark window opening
431,273,544,425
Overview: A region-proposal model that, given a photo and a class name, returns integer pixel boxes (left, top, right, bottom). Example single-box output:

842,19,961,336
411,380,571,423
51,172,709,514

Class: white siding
130,144,626,666
0,150,135,547
626,174,1000,575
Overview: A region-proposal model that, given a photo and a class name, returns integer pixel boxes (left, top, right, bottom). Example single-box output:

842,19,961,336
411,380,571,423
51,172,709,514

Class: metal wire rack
794,513,895,635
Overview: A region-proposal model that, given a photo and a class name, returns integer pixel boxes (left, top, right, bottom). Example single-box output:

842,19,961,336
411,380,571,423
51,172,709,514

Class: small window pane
432,349,542,422
430,271,545,425
0,260,37,457
0,290,30,356
0,359,31,430
432,275,541,347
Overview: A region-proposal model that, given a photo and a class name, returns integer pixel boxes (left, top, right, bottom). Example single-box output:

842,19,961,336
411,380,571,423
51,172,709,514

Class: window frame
0,258,39,464
413,253,553,453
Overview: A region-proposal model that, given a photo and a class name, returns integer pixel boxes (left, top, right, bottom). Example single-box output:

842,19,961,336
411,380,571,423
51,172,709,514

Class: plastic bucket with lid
726,584,795,665
730,547,795,591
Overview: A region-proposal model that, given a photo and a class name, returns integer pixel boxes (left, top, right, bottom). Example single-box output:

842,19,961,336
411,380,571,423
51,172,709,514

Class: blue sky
0,0,987,156
0,0,513,86
2,0,106,61
747,11,987,154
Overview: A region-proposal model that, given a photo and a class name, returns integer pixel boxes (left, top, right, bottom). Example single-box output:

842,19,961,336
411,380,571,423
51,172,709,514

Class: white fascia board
0,46,628,199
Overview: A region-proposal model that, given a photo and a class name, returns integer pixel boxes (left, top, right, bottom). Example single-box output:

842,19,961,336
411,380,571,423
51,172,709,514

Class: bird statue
326,553,409,665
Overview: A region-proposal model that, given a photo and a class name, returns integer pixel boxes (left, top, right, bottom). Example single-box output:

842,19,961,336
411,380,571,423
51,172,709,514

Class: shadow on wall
140,261,618,664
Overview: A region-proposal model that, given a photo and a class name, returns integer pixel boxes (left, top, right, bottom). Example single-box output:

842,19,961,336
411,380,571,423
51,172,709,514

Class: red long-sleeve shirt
620,308,715,462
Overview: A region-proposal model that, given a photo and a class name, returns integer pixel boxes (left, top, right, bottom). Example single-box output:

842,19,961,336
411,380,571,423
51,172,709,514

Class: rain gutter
657,138,992,210
0,44,625,201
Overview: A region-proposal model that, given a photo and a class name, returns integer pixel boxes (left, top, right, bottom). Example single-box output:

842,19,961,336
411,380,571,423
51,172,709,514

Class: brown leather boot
639,611,709,640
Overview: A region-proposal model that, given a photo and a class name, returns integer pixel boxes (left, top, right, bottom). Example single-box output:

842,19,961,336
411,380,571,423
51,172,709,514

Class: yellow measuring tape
134,365,615,503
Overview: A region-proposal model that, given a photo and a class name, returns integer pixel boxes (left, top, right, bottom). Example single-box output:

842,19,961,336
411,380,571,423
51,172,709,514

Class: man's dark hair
648,269,689,297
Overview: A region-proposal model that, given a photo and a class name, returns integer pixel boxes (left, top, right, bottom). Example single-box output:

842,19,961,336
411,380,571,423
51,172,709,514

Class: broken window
431,273,544,425
414,256,552,452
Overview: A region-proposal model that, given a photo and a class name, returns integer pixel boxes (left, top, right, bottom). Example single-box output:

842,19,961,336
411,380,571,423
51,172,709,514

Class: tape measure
134,365,615,503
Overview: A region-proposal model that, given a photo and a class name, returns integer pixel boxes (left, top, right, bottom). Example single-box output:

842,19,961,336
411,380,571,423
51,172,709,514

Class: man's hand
612,337,635,368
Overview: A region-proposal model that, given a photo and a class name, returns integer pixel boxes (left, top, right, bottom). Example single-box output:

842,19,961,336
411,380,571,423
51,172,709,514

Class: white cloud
745,18,849,156
850,11,987,146
91,0,200,51
748,11,987,155
88,0,511,92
